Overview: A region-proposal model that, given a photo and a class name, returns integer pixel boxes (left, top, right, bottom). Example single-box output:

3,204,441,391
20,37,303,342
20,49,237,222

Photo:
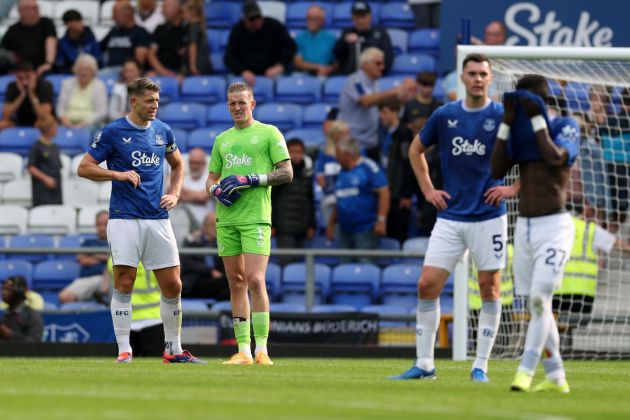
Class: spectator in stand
182,0,212,75
333,1,393,75
338,47,417,162
108,58,142,121
0,61,53,128
27,115,62,206
135,0,165,35
56,10,103,74
409,0,441,29
147,0,188,81
100,1,152,73
316,119,348,230
0,0,57,76
327,137,389,262
272,138,317,266
180,213,230,301
59,210,110,304
293,5,337,77
402,71,443,129
180,147,214,227
224,1,296,86
57,53,108,129
0,276,43,342
378,98,417,244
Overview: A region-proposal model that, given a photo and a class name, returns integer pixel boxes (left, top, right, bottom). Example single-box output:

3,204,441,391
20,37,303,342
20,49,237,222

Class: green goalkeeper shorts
216,224,271,257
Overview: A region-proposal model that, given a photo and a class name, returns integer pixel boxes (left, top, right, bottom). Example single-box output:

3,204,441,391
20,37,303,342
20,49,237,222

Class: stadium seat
150,75,180,103
206,103,234,127
171,128,188,152
323,75,347,103
387,28,409,55
98,74,118,95
187,126,228,154
0,74,14,102
275,75,322,104
440,293,454,315
379,3,415,29
210,300,233,312
99,0,116,24
361,304,410,327
565,81,591,112
210,53,228,75
433,77,446,102
45,74,72,100
330,263,381,310
0,259,33,286
59,301,108,311
158,102,207,130
181,300,210,312
98,182,111,205
332,3,380,28
228,76,275,103
28,205,76,235
206,29,224,53
402,236,429,265
204,2,240,28
92,25,110,42
306,235,342,265
264,262,282,302
77,206,107,234
310,304,356,313
57,233,98,261
259,1,287,23
62,179,99,208
169,206,194,246
255,103,303,131
70,155,107,178
286,2,334,27
281,262,331,305
303,103,333,129
284,128,326,149
269,302,306,313
59,154,72,180
54,127,91,156
9,234,54,263
380,264,422,309
376,236,401,266
0,205,28,235
408,29,441,57
32,260,81,291
391,54,436,76
379,76,408,92
2,178,32,207
0,152,24,183
547,79,564,97
180,76,226,104
0,127,40,156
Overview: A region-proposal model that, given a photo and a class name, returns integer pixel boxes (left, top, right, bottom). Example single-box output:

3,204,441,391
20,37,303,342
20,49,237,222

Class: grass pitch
0,358,628,419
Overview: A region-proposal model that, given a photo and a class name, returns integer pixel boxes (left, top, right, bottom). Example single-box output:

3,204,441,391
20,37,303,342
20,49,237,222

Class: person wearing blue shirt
392,53,519,382
491,75,579,394
293,5,337,77
55,10,103,74
77,78,204,364
326,137,389,262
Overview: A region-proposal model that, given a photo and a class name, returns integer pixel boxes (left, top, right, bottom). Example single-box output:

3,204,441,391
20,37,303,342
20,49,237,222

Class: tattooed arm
266,159,293,186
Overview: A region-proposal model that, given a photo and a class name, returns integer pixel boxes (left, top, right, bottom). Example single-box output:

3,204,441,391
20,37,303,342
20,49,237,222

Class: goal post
452,45,630,361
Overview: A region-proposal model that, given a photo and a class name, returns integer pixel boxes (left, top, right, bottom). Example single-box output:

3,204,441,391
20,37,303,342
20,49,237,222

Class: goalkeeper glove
219,174,264,195
209,184,241,206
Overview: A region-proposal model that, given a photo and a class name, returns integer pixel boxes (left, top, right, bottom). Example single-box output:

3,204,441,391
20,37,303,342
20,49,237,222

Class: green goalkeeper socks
233,318,252,357
252,312,270,355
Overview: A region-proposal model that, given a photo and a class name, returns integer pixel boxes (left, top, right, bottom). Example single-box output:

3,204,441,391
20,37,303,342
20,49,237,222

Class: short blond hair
128,78,160,97
227,81,254,98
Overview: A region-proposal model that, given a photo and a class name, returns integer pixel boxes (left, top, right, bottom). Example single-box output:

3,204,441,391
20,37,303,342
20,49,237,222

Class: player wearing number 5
392,53,519,382
206,82,292,366
492,75,579,393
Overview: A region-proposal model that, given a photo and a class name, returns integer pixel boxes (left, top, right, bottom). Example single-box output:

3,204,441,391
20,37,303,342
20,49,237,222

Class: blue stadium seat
306,235,342,265
332,3,380,28
204,2,240,28
187,126,229,154
9,234,55,263
311,304,355,313
228,76,275,103
40,291,60,306
255,103,303,131
266,262,282,302
171,128,189,152
56,233,98,261
391,54,436,76
210,300,233,312
32,260,81,291
361,304,410,327
54,127,91,156
380,264,421,309
565,81,591,112
440,293,454,315
330,263,381,310
43,301,58,310
275,75,322,104
387,28,408,55
181,299,211,312
402,236,429,265
379,3,415,29
379,76,407,92
323,75,347,103
269,302,306,313
376,236,401,266
281,262,331,305
547,79,564,97
442,273,455,295
303,103,333,128
59,301,108,311
207,103,234,126
180,76,226,104
45,74,72,100
284,128,326,149
433,77,446,102
206,29,224,53
0,259,34,286
0,127,40,156
151,75,179,103
0,74,14,102
408,29,440,57
210,52,228,75
286,2,334,27
98,74,118,95
158,102,206,130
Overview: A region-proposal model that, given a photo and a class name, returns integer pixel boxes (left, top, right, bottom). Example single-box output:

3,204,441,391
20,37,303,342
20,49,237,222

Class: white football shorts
107,219,180,270
424,215,507,273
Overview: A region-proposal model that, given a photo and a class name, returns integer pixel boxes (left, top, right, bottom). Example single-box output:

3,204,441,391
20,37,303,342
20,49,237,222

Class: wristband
208,184,218,196
377,216,386,222
258,173,268,186
497,122,510,141
530,115,547,132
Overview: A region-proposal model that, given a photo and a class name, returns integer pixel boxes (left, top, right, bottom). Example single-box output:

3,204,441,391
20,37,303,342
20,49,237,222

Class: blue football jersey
550,116,580,167
420,100,506,222
87,116,177,219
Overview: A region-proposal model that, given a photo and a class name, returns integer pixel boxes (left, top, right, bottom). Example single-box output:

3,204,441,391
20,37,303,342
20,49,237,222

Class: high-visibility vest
107,259,161,321
555,217,598,297
468,244,515,310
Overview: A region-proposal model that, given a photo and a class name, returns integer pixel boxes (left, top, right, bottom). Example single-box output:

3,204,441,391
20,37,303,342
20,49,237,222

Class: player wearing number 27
392,53,520,382
206,82,292,366
491,74,579,393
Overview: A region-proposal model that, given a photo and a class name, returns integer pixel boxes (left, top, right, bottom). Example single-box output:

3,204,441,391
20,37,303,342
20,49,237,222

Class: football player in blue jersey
77,78,204,364
391,53,519,382
492,74,579,393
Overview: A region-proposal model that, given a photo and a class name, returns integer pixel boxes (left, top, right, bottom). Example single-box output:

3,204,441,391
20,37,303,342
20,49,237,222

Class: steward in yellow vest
469,244,514,311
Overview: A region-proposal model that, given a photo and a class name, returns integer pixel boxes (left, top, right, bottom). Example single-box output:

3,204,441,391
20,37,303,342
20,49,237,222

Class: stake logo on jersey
225,153,253,168
87,116,177,220
420,100,506,222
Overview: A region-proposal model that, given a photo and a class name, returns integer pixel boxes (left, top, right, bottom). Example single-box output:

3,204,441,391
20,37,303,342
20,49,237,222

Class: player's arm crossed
408,135,450,210
161,149,184,210
77,153,141,188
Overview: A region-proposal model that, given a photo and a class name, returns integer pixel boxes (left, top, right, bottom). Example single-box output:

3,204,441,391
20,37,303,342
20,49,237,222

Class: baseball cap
351,1,371,15
243,2,262,20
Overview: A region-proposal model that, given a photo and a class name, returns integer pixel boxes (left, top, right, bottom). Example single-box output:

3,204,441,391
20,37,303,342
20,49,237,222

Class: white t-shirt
593,224,616,254
135,9,165,34
183,174,215,226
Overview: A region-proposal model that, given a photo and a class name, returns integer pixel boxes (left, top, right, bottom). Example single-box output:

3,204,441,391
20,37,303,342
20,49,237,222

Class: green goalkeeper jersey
209,120,290,227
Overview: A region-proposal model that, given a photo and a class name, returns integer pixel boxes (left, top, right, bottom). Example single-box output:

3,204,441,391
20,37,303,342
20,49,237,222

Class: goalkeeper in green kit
206,82,293,365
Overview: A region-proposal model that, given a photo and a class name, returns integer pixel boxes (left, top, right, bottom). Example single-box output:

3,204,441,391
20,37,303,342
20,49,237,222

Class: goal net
455,46,630,360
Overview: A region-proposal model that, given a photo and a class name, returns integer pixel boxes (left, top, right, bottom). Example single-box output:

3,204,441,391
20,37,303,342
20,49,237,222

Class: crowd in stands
0,0,627,320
